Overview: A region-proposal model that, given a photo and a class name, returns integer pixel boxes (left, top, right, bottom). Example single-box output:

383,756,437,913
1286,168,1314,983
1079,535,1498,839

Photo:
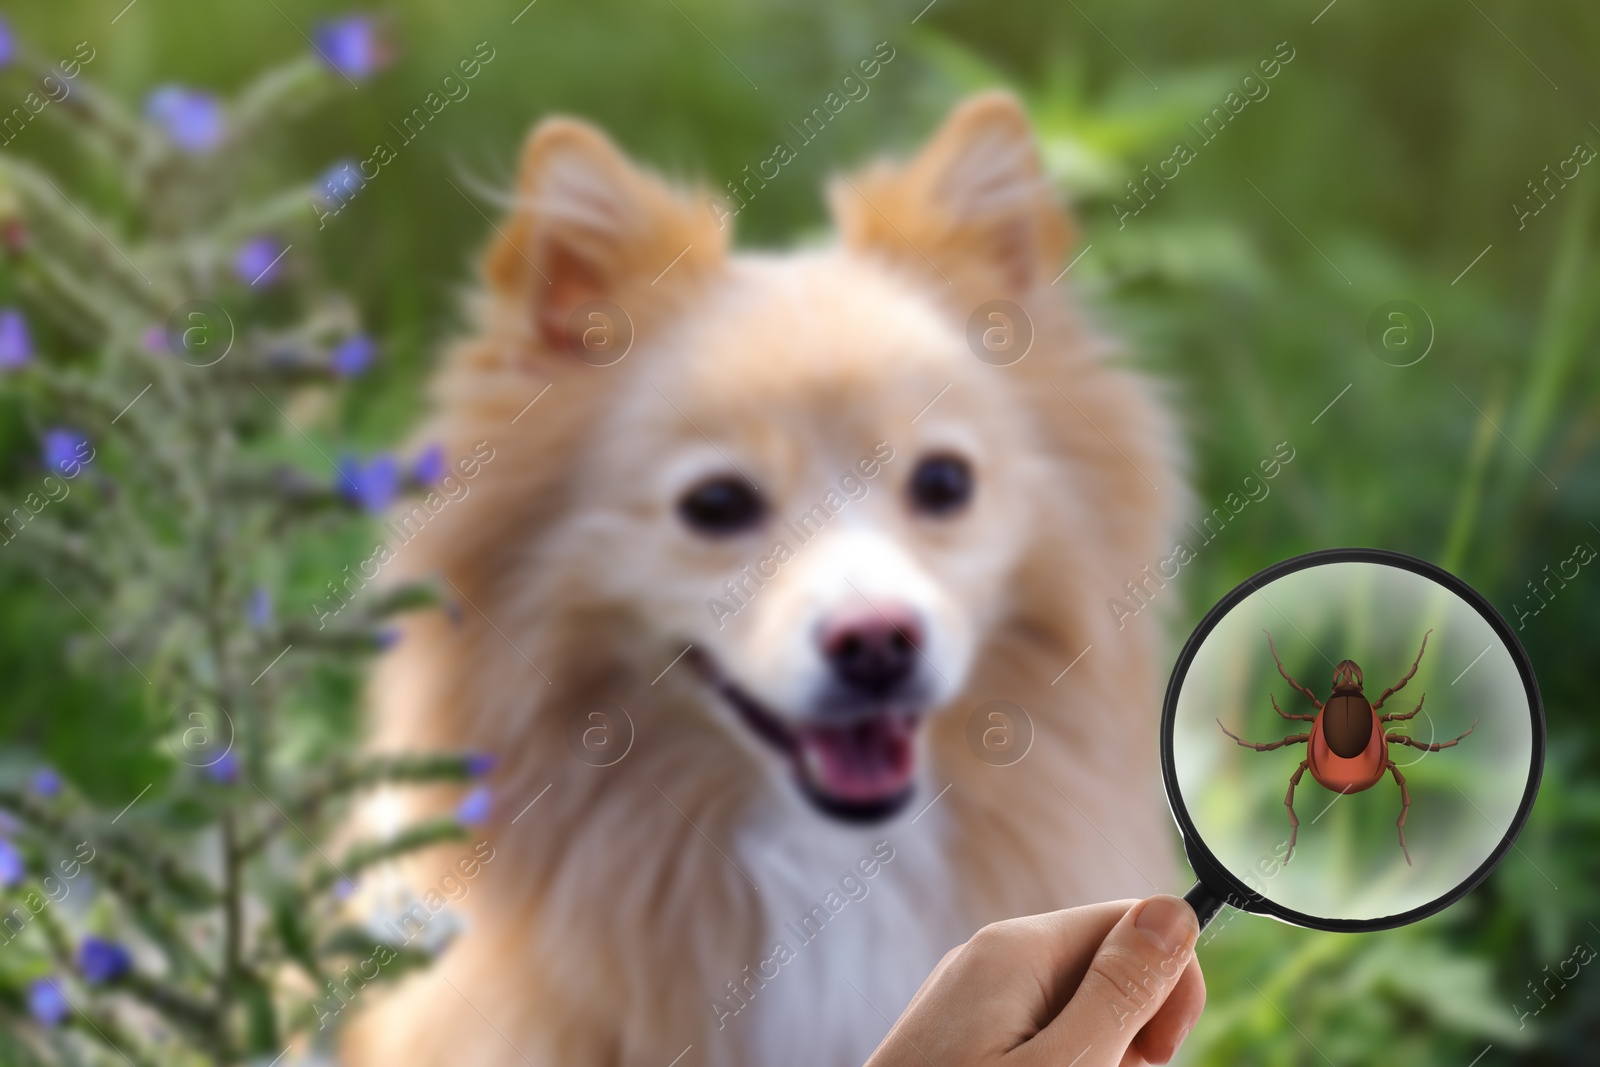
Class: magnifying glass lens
1166,552,1541,929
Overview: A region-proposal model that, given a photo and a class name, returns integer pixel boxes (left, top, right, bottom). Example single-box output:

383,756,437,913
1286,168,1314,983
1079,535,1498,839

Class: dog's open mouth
692,653,920,822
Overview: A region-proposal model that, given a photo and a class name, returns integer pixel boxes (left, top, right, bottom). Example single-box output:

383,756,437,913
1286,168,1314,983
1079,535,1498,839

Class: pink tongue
797,716,916,801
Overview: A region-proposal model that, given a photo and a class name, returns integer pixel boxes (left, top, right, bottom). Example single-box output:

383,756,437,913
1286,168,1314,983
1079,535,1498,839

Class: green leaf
239,975,279,1056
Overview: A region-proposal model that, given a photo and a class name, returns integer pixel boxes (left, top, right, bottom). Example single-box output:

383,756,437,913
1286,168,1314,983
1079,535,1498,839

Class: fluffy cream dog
344,91,1183,1067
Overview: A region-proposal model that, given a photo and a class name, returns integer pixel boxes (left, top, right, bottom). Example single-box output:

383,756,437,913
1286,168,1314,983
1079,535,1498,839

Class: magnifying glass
1165,548,1544,932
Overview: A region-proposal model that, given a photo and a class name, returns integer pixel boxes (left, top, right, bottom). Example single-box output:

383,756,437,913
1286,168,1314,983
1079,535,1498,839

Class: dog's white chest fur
710,801,966,1067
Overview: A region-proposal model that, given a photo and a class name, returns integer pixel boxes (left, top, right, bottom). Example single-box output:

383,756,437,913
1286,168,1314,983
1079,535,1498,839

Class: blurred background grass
2,0,1597,1062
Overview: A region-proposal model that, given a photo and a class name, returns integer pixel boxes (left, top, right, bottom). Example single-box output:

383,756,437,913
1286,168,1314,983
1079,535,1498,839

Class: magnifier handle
1182,880,1226,932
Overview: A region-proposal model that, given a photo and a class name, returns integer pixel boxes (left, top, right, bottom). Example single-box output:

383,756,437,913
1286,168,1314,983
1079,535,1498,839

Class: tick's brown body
1217,629,1477,865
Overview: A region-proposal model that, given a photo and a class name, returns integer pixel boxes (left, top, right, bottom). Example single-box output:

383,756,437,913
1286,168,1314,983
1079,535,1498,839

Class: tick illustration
1217,629,1477,865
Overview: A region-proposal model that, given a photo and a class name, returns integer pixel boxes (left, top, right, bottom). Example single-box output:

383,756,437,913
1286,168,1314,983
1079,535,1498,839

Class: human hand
864,895,1204,1067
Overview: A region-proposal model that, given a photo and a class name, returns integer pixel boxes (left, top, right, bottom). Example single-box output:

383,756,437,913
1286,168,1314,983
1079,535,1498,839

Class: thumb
1027,895,1200,1066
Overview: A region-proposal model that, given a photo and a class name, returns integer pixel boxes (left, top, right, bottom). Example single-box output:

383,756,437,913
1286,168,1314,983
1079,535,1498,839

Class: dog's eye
678,477,765,536
908,454,973,516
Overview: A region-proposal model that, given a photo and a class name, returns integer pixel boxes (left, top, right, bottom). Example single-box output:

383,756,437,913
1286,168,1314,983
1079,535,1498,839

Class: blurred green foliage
0,33,496,1063
2,0,1596,1063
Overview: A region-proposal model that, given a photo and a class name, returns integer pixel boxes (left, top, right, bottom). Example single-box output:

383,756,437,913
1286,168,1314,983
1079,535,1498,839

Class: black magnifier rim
1161,547,1545,933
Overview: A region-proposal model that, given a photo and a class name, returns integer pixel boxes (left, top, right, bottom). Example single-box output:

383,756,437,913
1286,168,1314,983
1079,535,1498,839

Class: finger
1023,895,1199,1067
896,940,966,1020
1002,901,1139,1025
894,903,1136,1058
1131,953,1205,1065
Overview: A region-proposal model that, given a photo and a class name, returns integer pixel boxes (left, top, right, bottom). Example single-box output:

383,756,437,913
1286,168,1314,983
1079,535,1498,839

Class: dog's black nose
820,607,922,695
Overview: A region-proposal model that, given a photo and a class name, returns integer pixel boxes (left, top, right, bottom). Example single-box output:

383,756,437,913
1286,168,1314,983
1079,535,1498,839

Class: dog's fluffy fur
343,92,1183,1067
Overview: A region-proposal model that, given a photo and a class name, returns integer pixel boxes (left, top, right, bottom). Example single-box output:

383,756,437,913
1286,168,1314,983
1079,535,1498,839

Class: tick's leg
1272,693,1317,722
1284,759,1310,863
1388,718,1478,751
1265,631,1324,711
1372,628,1433,710
1387,759,1413,866
1380,692,1424,723
1218,719,1311,752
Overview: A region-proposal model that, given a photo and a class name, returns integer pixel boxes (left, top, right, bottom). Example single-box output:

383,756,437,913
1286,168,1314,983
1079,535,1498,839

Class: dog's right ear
487,118,726,355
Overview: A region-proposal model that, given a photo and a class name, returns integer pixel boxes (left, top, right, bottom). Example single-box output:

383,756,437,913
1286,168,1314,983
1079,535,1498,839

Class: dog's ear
830,92,1071,292
488,118,725,353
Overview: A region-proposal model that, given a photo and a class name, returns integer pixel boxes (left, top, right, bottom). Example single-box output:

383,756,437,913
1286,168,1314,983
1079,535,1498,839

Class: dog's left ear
487,117,727,355
830,91,1072,292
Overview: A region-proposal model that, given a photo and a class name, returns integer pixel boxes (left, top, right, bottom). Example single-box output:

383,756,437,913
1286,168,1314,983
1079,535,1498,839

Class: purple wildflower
337,453,401,513
317,159,367,210
0,308,32,369
313,16,392,80
234,236,286,287
0,17,15,70
0,838,23,887
42,428,92,478
31,768,61,798
206,750,240,785
465,753,495,778
456,785,490,826
27,979,70,1027
145,86,225,154
413,443,446,486
248,585,272,629
334,878,359,901
78,937,133,985
374,626,401,651
330,334,376,377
